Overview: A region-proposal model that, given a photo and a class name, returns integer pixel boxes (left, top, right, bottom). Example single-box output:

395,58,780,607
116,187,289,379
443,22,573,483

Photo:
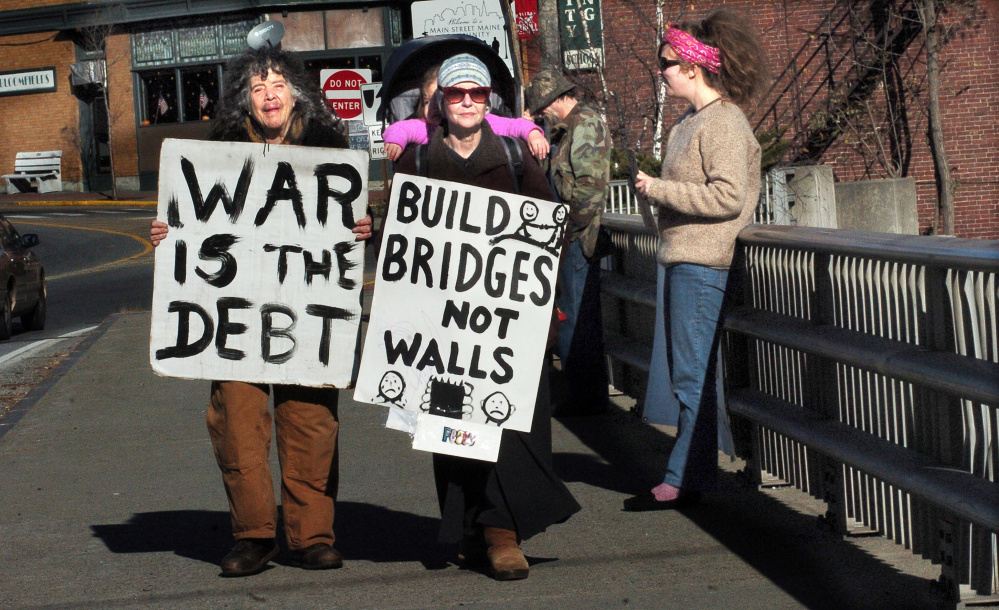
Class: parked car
0,213,45,339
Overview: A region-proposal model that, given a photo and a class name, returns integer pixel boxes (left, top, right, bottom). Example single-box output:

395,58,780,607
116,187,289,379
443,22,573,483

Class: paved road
0,206,158,418
1,206,155,339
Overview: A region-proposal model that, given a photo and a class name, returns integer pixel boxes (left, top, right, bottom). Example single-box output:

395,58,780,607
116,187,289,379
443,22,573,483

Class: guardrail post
724,250,755,470
925,266,968,603
732,246,767,487
808,251,852,535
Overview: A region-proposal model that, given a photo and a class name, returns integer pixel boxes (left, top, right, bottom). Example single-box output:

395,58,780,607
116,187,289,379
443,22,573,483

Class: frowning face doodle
376,371,406,405
481,391,515,425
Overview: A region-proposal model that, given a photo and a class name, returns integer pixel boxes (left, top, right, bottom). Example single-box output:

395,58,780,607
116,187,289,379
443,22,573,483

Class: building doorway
77,85,113,192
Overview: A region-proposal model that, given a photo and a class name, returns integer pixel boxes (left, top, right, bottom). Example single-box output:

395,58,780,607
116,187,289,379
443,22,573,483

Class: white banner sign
411,0,514,74
150,139,369,388
354,173,567,461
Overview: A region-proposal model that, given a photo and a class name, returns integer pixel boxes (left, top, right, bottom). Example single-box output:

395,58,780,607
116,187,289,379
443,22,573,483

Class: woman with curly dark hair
625,8,768,511
150,44,372,575
208,46,344,144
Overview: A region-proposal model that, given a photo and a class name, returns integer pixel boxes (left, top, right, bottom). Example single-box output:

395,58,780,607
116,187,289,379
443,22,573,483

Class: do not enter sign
320,68,372,120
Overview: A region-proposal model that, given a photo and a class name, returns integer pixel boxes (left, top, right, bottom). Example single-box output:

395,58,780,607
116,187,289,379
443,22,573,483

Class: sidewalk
0,312,946,609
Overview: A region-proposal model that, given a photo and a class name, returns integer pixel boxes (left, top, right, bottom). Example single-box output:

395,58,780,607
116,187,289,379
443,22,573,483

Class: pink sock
651,483,681,502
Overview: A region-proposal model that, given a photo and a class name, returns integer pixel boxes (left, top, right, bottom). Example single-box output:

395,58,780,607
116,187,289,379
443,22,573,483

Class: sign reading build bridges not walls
150,139,369,389
354,174,567,462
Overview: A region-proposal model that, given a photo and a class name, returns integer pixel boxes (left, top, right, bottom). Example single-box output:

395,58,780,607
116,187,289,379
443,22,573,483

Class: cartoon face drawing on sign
375,370,407,406
548,205,567,250
419,377,474,420
481,391,515,426
489,200,567,256
521,201,539,224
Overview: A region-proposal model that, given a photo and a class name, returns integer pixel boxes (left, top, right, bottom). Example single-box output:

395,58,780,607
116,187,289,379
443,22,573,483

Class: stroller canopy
380,34,518,123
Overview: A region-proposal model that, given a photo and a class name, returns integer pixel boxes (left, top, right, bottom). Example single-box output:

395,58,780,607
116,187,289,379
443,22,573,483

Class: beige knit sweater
647,99,761,269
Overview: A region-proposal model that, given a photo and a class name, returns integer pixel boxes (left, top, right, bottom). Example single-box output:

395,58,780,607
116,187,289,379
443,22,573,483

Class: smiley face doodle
489,200,566,255
481,391,515,426
375,371,406,406
546,205,567,251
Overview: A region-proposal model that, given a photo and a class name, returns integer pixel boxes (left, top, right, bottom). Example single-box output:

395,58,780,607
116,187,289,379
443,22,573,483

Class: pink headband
663,24,721,73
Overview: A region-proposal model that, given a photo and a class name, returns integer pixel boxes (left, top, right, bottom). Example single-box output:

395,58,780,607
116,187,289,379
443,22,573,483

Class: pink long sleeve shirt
383,114,542,148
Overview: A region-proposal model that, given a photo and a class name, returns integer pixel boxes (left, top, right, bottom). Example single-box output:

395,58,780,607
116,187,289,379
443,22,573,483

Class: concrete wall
835,178,919,235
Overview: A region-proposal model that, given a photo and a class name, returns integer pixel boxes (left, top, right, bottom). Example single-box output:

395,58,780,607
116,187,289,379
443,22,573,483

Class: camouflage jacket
546,102,610,258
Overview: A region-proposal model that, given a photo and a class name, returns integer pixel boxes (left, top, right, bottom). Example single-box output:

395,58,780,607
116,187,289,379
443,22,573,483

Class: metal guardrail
606,181,642,216
600,216,999,604
608,179,782,225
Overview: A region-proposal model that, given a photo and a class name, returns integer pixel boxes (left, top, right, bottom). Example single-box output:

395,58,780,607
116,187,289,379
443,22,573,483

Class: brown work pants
206,380,339,550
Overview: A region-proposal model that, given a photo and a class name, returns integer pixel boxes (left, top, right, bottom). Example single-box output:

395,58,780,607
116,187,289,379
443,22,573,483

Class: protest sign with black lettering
354,173,567,461
150,139,368,388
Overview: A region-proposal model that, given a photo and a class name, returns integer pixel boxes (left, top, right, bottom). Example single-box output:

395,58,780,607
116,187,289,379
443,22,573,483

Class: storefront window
181,67,219,122
133,18,258,68
221,20,258,56
177,23,219,61
326,9,385,49
140,70,178,125
133,30,174,65
358,55,383,82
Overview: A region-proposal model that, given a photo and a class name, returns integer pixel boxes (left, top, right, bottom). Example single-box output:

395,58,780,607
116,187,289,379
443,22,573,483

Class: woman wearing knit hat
624,8,769,511
392,51,580,581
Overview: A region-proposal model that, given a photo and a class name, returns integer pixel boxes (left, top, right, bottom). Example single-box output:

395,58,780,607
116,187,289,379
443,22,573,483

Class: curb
0,314,121,441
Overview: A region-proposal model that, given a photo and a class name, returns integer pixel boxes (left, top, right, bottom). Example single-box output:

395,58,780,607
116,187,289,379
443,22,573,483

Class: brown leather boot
483,526,529,581
219,538,278,577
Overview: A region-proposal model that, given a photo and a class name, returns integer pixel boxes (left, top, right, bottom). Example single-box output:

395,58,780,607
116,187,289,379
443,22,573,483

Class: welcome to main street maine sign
0,67,57,97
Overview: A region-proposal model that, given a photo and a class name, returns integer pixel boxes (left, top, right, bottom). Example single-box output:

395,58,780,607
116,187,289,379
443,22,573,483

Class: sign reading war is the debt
354,173,567,462
150,139,368,388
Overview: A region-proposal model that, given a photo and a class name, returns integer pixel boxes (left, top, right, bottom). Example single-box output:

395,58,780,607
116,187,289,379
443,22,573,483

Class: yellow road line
17,220,153,281
1,200,156,207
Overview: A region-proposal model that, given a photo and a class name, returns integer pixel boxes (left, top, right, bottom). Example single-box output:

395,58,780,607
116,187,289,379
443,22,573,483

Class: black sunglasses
659,58,682,71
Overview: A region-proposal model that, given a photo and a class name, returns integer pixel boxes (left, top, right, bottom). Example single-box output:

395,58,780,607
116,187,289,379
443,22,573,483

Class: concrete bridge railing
600,214,999,604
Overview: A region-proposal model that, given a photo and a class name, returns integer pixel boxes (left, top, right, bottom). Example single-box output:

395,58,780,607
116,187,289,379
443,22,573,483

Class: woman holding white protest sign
150,45,371,577
391,52,580,582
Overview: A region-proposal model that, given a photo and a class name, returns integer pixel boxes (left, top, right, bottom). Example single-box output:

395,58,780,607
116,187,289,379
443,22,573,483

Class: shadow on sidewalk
554,410,948,610
90,502,453,570
91,510,231,566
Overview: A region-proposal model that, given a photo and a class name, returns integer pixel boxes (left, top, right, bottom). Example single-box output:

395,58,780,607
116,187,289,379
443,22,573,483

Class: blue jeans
662,264,730,491
555,240,608,413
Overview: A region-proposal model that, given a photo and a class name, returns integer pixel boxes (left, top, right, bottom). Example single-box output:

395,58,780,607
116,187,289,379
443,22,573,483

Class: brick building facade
522,0,999,238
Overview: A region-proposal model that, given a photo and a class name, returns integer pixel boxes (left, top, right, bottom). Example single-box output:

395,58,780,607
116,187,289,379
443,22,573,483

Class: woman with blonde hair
626,8,768,511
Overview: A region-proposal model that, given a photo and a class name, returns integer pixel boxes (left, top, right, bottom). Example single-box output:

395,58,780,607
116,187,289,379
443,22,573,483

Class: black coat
397,123,580,543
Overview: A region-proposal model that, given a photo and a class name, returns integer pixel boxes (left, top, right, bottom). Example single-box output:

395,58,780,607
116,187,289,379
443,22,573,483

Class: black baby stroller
379,34,520,125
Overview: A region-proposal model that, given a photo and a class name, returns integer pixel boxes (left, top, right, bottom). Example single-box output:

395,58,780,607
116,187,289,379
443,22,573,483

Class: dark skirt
433,359,581,543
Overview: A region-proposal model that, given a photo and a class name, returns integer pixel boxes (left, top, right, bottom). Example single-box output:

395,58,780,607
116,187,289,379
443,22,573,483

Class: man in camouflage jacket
526,70,610,414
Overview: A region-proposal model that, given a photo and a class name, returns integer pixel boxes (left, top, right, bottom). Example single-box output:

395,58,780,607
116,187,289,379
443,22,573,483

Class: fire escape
754,0,923,171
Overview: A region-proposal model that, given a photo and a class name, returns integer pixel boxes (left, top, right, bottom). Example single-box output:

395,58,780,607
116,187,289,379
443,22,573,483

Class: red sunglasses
441,86,491,104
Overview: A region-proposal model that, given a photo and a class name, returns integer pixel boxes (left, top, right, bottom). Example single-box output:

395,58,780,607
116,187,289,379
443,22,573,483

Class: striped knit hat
437,53,491,88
